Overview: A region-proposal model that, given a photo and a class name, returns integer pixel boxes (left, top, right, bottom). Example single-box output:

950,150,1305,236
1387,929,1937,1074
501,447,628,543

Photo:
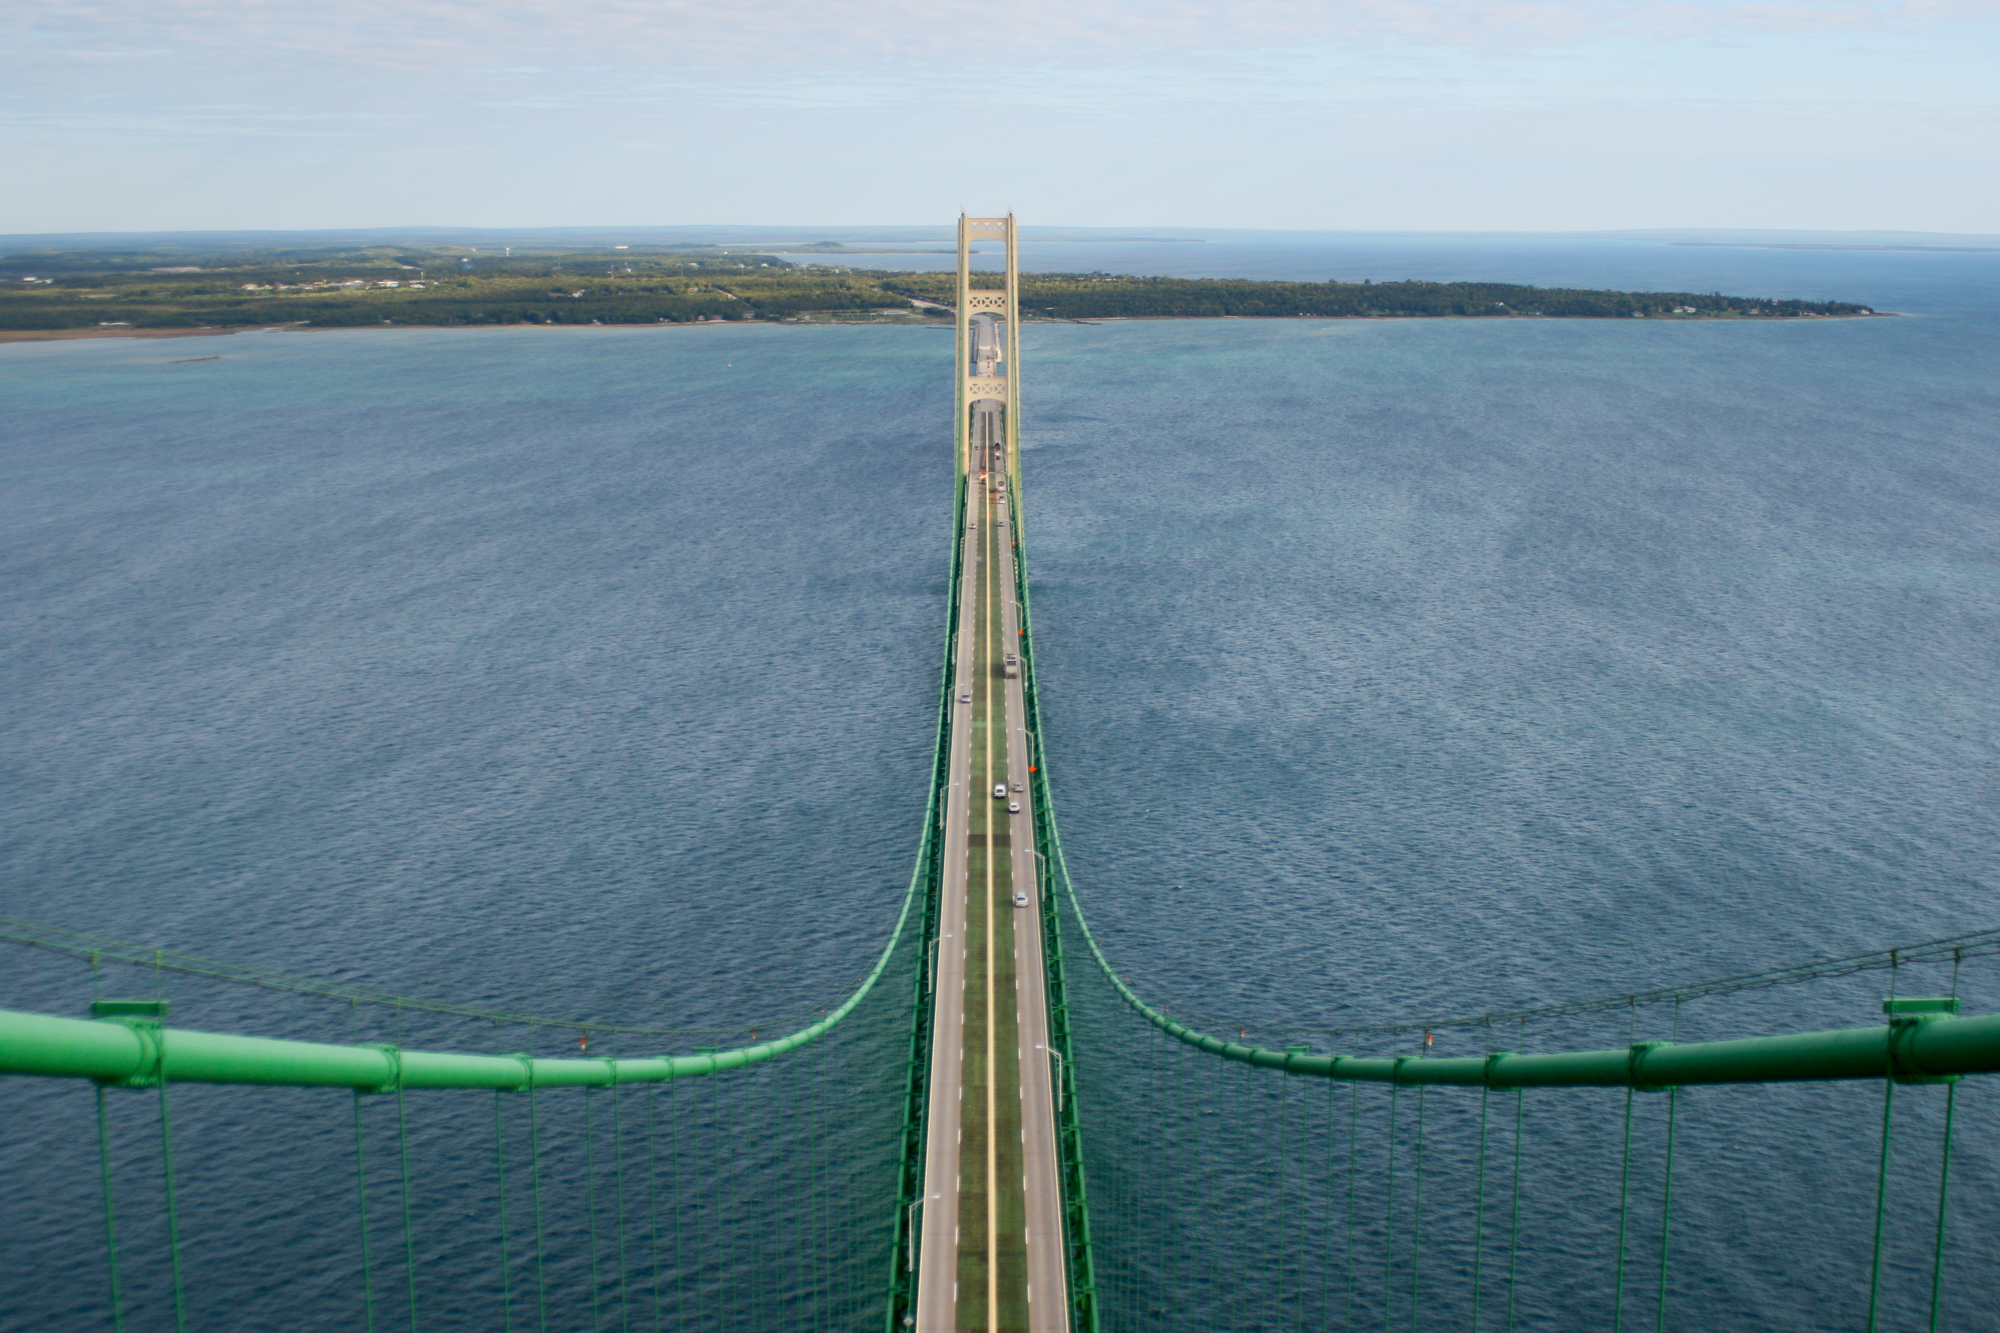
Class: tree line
889,274,1872,319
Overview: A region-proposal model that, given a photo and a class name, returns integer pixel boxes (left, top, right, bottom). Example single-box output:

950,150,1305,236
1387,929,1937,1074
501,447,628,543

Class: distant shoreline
0,310,1895,346
0,240,1877,335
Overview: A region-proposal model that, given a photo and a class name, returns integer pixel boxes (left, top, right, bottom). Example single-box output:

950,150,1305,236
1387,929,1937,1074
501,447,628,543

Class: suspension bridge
4,216,2000,1332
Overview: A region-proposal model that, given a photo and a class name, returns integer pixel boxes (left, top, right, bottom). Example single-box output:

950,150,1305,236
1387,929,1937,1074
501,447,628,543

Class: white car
1013,892,1029,908
1008,801,1021,814
960,691,971,704
993,783,1007,798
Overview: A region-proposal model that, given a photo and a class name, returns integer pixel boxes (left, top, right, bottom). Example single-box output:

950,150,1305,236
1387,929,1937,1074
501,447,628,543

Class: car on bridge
993,783,1007,799
1008,801,1021,814
1013,892,1029,907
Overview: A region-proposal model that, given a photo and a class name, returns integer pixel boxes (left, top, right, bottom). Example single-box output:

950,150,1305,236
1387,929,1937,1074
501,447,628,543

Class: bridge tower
956,214,1020,490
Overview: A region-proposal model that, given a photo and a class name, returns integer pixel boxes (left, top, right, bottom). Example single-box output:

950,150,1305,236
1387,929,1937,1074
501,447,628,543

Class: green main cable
1045,754,2000,1091
1050,879,2000,1088
6,660,949,1095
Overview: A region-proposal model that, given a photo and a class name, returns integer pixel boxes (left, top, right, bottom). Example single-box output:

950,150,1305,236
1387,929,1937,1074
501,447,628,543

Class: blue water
4,236,2000,1330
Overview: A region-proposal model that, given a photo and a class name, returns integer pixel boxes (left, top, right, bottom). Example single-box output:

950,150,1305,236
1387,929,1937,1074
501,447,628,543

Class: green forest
0,241,1874,334
908,274,1872,320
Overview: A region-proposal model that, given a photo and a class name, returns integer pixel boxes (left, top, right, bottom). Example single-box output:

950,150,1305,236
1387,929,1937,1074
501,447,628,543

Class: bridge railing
884,471,967,1331
1010,484,1103,1333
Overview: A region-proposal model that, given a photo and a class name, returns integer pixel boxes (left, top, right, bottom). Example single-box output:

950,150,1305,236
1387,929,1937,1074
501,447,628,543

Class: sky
5,0,1998,235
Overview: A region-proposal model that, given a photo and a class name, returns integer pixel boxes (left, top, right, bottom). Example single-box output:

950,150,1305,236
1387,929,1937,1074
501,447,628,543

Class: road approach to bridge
915,212,1067,1333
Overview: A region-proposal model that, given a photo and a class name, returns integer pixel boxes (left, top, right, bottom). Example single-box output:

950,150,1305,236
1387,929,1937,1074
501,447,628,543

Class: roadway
915,448,1067,1332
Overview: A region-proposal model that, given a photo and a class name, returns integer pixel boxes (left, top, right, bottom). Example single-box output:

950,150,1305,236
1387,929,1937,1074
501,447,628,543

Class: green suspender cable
644,1090,664,1333
613,1085,631,1333
1866,957,1900,1333
87,958,126,1333
1272,1060,1288,1330
1865,1063,1896,1333
1505,1091,1524,1333
693,1082,710,1333
157,1058,187,1333
1409,1085,1426,1332
1470,1083,1490,1330
1656,1001,1681,1333
1928,1082,1957,1333
354,1092,376,1333
496,1093,513,1333
1322,1081,1335,1331
529,1085,550,1333
1344,1083,1359,1333
396,1084,419,1333
788,1046,805,1330
1655,1087,1678,1333
667,1082,682,1327
585,1089,603,1333
1382,1083,1397,1333
1294,1074,1309,1333
805,1042,822,1332
1612,1085,1635,1332
94,1084,125,1333
817,1038,834,1333
1928,951,1965,1333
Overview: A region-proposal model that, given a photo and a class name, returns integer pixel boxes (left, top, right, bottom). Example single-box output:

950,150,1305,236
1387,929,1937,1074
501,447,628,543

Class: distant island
0,241,1876,338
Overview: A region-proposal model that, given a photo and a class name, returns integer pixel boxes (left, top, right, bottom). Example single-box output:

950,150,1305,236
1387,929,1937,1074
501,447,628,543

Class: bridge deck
916,467,1066,1332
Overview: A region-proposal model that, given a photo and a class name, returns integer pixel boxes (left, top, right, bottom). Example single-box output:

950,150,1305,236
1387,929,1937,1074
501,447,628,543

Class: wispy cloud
5,0,1994,231
13,0,1998,73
